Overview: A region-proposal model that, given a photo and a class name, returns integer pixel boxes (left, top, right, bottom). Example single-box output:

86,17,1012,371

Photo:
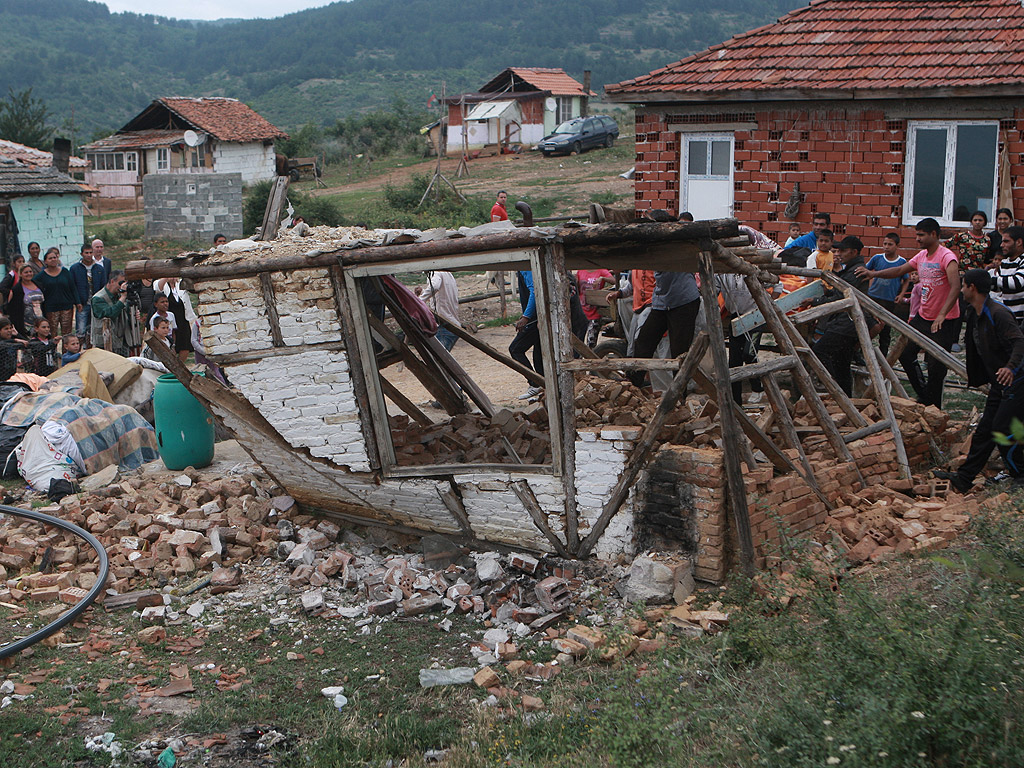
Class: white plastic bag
14,425,78,491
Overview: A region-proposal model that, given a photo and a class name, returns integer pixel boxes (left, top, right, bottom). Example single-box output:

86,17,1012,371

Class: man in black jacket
936,268,1024,493
810,235,880,395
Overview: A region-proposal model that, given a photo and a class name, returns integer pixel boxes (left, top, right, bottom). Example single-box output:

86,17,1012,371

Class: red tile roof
480,68,594,96
156,97,287,142
0,139,87,169
607,0,1024,100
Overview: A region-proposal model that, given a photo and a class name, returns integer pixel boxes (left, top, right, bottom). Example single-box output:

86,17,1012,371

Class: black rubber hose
0,504,109,660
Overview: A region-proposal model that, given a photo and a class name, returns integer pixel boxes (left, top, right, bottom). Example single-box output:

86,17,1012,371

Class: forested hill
0,0,803,137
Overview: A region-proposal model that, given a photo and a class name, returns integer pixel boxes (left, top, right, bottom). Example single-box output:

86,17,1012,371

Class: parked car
539,115,619,157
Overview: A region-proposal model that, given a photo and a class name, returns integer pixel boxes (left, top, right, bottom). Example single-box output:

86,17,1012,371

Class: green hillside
0,0,803,139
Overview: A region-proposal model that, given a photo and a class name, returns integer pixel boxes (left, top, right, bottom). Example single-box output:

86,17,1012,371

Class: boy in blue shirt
864,232,907,355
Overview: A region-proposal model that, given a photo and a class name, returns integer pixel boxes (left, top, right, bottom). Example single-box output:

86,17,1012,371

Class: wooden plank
793,346,870,429
728,356,795,383
849,298,911,480
578,332,710,558
511,480,571,559
562,357,698,372
698,251,755,575
377,375,432,426
538,243,577,547
732,280,824,335
531,247,565,479
331,264,383,472
423,334,495,418
259,272,285,348
384,463,549,477
761,372,830,507
434,315,544,387
258,176,289,241
844,420,893,443
436,483,473,538
214,341,346,366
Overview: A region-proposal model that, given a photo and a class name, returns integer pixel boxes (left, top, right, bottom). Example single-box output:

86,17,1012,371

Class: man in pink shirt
857,217,961,407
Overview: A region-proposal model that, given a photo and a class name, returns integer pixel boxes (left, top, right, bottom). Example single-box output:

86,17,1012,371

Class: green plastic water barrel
153,374,215,470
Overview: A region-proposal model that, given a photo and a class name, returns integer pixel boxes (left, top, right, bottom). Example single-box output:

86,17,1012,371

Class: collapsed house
126,219,965,580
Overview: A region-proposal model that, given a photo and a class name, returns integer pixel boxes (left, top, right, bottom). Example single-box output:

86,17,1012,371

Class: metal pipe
0,505,109,660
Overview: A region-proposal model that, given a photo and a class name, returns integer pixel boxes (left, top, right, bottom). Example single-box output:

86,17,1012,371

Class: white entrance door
681,134,734,220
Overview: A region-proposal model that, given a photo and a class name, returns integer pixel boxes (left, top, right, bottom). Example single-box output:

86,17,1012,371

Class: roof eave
605,83,1024,104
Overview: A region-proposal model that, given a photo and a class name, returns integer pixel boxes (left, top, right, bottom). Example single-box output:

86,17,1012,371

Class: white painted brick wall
212,142,276,184
272,269,342,346
197,277,275,356
575,427,637,559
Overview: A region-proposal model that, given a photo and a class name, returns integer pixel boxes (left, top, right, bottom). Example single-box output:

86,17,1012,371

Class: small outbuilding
82,97,288,199
0,159,89,267
606,0,1024,245
446,68,593,153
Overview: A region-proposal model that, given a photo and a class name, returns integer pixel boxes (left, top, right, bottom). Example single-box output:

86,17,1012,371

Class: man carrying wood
856,217,961,408
935,268,1024,493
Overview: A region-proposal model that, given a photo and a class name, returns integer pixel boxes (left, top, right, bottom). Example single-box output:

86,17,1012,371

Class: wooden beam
436,482,473,538
698,251,755,574
213,340,346,366
875,346,909,400
259,272,285,347
257,176,289,241
561,357,699,372
844,420,893,443
788,296,856,326
434,315,544,387
578,332,710,558
761,372,831,508
545,243,581,551
849,297,911,480
377,375,432,426
728,356,796,383
126,219,742,281
510,480,571,559
423,334,495,418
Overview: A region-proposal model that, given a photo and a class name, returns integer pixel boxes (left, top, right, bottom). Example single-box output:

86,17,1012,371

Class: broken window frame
343,247,566,479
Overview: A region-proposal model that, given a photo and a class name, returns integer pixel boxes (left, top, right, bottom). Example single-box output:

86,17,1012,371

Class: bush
242,179,345,236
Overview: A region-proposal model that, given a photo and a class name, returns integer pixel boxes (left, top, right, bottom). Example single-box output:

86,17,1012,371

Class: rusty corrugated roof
0,139,87,169
80,129,186,152
606,0,1024,100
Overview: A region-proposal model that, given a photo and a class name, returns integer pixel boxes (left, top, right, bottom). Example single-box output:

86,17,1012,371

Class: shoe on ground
986,471,1012,486
952,343,963,353
518,386,543,400
933,470,972,494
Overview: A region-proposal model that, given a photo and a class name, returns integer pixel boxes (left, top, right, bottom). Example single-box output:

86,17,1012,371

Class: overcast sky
103,0,335,21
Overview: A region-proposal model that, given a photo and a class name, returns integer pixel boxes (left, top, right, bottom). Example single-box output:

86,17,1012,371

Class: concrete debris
419,667,475,688
624,554,694,605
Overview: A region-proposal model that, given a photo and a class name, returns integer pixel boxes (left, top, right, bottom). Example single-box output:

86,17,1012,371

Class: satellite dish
544,97,557,111
183,130,200,147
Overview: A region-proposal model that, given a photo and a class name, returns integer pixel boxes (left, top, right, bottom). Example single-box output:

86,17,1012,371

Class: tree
0,88,53,150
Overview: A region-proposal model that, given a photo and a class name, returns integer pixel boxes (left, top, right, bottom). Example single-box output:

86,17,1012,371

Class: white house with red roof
446,68,594,152
82,97,288,198
606,0,1024,247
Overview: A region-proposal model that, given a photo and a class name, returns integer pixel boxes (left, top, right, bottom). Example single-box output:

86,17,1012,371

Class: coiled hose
0,504,109,660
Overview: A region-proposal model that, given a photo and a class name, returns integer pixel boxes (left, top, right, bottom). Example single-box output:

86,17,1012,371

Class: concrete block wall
9,195,84,266
635,104,1024,251
195,277,274,356
271,270,342,346
211,142,276,184
576,426,638,560
143,173,243,242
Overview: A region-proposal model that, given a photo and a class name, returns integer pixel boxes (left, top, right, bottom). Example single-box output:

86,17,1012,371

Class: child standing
142,317,173,363
806,229,835,273
0,317,28,381
864,232,908,354
784,222,802,247
148,293,177,340
28,317,58,375
576,268,615,347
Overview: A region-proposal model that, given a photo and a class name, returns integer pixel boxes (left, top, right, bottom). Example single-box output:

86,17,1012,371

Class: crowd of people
0,236,205,380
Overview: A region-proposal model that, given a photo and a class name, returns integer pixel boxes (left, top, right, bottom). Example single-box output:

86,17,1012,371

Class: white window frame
156,148,169,172
902,120,999,227
679,132,735,216
556,96,574,124
126,152,137,172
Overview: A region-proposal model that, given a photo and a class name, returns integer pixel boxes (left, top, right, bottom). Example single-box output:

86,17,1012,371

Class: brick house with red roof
446,68,593,152
82,97,288,198
606,0,1024,247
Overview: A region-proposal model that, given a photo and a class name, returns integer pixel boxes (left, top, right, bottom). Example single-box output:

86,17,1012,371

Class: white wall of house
9,194,84,266
211,142,276,184
448,122,546,150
